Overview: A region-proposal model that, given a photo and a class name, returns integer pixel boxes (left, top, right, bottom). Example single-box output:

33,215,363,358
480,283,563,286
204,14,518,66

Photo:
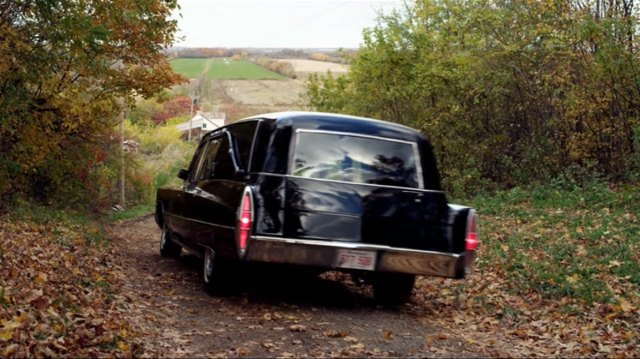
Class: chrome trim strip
253,172,445,194
294,128,417,146
247,235,462,278
165,213,235,230
253,236,459,255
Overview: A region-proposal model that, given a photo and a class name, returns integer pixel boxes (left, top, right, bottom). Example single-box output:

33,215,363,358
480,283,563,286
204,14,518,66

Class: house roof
176,111,225,132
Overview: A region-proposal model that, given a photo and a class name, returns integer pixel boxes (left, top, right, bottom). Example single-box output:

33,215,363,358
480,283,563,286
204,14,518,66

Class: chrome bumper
246,236,470,278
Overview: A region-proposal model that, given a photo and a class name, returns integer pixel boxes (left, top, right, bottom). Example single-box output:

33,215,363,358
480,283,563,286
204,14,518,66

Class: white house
176,111,226,140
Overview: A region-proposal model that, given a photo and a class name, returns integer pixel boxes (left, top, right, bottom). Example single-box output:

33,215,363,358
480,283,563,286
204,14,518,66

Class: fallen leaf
34,272,48,285
618,297,633,313
566,273,580,284
2,344,18,357
0,328,13,341
324,330,348,338
289,324,306,332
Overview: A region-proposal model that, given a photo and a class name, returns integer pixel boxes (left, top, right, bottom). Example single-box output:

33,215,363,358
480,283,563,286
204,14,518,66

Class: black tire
203,247,227,294
159,224,182,258
203,248,244,295
372,272,416,306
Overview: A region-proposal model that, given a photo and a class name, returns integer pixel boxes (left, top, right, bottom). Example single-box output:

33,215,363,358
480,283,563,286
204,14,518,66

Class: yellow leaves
0,328,14,341
0,287,9,306
34,272,48,286
566,273,580,284
116,340,131,354
465,337,479,346
0,216,136,357
0,311,28,341
615,297,634,313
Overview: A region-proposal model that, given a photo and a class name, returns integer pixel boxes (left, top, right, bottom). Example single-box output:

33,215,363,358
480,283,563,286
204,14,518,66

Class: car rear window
292,131,421,188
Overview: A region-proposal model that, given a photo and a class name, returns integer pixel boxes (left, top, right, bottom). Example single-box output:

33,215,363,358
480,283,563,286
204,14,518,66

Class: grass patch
169,58,208,78
207,58,283,79
110,203,154,222
5,198,110,246
469,181,640,305
170,58,284,80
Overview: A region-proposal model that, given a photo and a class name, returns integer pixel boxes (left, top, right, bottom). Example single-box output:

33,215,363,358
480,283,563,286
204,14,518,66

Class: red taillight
465,212,479,251
236,188,253,257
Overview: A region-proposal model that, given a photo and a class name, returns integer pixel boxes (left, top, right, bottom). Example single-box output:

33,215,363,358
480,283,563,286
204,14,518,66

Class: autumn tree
0,0,183,208
304,0,640,194
151,95,198,125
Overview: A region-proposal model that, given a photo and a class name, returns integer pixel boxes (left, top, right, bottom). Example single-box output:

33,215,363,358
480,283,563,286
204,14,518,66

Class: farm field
221,79,305,106
171,57,351,122
170,58,284,80
282,59,349,74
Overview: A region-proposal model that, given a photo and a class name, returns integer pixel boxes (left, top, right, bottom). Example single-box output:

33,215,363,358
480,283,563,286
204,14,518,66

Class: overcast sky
173,0,405,49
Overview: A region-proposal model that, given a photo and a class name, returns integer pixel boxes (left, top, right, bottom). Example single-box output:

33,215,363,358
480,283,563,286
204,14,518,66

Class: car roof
237,111,423,140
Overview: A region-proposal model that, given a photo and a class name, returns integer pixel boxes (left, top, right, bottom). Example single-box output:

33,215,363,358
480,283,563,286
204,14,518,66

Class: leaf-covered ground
1,183,639,357
0,213,141,357
427,182,640,357
106,216,482,358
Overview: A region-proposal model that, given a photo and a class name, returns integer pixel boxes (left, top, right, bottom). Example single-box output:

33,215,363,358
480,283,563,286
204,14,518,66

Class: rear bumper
246,236,472,278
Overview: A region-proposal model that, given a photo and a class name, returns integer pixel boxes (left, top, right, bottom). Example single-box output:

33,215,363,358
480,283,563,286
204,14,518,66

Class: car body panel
156,111,476,279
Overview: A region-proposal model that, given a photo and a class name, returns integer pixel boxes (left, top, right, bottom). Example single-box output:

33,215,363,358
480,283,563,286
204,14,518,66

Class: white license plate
335,249,376,271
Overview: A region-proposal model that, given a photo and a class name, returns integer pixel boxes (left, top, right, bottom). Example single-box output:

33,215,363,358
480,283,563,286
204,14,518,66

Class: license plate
335,249,376,271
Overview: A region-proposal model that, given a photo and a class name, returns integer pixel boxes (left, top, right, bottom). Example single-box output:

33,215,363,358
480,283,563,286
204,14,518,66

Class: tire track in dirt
109,216,489,358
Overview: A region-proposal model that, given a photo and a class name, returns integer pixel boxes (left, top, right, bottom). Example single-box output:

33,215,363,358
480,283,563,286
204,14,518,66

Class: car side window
186,141,209,184
198,137,222,181
211,135,234,180
227,121,258,171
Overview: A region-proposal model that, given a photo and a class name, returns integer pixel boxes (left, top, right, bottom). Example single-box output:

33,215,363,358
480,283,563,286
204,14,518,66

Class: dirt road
108,216,489,358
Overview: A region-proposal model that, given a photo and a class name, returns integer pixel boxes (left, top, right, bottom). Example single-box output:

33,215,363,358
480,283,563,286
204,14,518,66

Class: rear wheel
203,247,233,294
159,224,182,258
372,273,416,306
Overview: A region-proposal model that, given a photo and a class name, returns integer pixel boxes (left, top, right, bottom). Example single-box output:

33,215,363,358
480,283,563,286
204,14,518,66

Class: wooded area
0,1,638,357
304,0,640,196
0,0,183,211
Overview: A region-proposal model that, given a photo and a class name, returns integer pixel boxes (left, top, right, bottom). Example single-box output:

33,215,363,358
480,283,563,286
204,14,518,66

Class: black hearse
155,111,478,304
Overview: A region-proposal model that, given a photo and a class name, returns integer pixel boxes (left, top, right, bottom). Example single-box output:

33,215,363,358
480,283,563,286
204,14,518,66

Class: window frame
226,119,261,173
196,135,224,181
186,140,210,185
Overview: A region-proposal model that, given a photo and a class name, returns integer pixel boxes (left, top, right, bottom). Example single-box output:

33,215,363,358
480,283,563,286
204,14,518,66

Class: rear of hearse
239,113,479,304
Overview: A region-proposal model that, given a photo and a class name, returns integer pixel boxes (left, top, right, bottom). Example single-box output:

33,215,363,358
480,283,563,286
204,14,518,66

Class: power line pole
119,104,126,209
188,92,197,142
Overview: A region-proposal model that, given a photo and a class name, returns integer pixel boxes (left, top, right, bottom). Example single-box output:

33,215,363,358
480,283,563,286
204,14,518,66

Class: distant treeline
168,47,353,64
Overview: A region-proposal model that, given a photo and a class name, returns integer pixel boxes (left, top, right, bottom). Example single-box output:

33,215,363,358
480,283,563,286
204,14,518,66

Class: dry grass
281,59,349,74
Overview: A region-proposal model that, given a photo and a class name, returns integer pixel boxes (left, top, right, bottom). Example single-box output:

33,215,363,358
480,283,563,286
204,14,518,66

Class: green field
170,58,284,80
